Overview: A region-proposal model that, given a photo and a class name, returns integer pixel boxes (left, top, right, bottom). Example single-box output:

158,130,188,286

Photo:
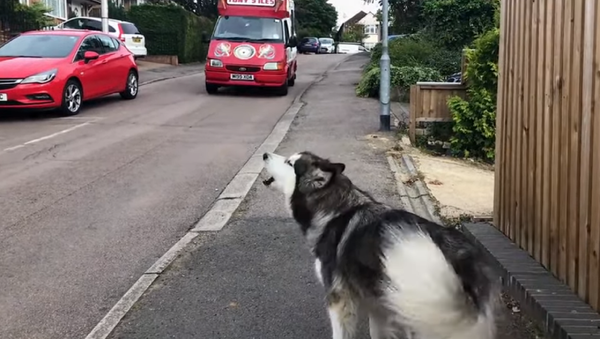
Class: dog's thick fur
262,151,499,339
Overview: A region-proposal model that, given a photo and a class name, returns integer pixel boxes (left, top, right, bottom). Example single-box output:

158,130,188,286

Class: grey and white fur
262,151,500,339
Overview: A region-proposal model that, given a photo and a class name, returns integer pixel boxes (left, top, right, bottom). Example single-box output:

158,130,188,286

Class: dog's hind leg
327,292,358,339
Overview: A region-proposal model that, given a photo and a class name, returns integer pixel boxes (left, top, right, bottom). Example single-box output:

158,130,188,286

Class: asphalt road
0,53,347,339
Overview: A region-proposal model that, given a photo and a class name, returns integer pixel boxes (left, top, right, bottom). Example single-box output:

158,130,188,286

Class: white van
336,42,368,54
56,17,147,58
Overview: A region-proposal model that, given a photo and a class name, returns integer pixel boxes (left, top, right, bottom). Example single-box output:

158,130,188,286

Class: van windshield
213,16,283,43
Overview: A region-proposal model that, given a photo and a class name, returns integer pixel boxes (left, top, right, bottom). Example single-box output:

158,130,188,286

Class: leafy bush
356,65,442,98
366,35,461,77
127,4,214,63
448,26,499,161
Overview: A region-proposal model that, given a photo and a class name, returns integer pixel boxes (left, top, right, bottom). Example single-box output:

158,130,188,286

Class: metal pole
101,0,109,33
379,0,391,131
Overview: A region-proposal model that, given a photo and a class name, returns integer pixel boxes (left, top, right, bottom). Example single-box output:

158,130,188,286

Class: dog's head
262,151,346,199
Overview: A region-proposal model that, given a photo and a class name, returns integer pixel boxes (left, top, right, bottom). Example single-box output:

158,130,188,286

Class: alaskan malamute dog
262,151,499,339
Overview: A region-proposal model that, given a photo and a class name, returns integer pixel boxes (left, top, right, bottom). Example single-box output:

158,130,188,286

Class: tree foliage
295,0,337,38
145,0,219,18
341,24,367,43
422,0,498,50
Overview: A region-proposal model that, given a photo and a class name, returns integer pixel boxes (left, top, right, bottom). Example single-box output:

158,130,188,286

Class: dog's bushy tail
382,229,497,339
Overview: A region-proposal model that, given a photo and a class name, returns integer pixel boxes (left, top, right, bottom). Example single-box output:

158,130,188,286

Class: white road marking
84,56,350,339
2,121,93,152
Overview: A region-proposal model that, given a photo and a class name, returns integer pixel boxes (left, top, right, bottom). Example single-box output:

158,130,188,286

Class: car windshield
319,38,333,44
0,34,79,58
213,16,283,42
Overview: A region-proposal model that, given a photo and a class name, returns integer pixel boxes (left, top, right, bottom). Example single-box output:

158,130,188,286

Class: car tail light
118,24,126,42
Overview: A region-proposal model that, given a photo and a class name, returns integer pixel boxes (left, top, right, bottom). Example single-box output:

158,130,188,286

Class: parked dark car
298,37,320,54
445,72,462,83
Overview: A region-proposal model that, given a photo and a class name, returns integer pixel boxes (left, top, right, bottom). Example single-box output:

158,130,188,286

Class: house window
19,0,29,4
364,24,378,35
41,0,68,20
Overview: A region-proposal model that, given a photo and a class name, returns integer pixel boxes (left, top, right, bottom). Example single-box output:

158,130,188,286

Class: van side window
284,21,290,42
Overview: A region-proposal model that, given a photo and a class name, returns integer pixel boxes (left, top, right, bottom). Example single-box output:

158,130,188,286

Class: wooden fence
494,0,600,310
408,82,466,142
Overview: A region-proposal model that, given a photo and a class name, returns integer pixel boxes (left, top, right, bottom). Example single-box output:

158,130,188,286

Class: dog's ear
319,161,345,175
307,161,345,190
293,159,310,177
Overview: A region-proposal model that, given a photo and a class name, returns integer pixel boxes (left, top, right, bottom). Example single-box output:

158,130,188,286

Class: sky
328,0,381,26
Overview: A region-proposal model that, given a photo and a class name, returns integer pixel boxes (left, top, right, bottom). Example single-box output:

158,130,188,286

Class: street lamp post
379,0,390,131
101,0,109,33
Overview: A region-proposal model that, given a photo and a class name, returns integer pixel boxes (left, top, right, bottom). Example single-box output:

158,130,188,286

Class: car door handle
101,60,107,64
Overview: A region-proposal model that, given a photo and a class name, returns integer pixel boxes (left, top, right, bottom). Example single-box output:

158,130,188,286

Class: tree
422,0,499,50
341,24,367,43
366,0,424,35
295,0,337,38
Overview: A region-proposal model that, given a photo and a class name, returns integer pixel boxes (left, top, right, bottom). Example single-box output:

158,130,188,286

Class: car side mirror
201,31,210,43
287,36,298,48
83,51,99,62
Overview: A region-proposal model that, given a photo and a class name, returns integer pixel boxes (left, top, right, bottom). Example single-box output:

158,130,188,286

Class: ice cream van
202,0,298,96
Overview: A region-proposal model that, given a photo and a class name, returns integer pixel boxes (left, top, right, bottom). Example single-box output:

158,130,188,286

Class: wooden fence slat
587,0,600,311
533,0,545,263
577,0,596,302
549,0,564,278
504,0,517,237
494,0,509,232
558,0,574,284
522,0,532,252
566,0,584,291
541,0,554,269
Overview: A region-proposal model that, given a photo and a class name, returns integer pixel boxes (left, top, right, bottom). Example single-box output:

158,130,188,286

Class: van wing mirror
287,36,298,48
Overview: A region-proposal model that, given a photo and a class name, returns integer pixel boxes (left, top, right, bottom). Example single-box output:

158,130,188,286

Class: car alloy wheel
120,70,139,100
65,83,81,113
128,72,138,97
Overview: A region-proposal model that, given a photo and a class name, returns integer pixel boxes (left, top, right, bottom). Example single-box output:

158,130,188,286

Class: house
338,10,380,50
17,0,145,23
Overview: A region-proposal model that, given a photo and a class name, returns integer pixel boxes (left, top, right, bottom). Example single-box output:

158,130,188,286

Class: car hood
0,57,65,79
208,41,285,65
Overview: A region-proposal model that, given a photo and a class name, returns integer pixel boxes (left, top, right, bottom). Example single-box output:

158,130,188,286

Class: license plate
0,93,6,102
230,74,254,81
132,37,141,43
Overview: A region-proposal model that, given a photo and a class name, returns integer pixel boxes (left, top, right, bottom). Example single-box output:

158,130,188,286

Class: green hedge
356,65,442,98
447,26,499,161
127,4,214,63
367,35,461,77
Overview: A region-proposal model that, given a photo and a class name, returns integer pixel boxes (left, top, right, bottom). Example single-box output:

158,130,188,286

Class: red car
0,29,139,116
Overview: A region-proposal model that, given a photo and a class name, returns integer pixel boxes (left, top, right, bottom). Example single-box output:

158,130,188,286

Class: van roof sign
226,0,276,6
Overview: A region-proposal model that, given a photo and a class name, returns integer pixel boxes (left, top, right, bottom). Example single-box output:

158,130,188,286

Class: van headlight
21,68,57,84
209,59,223,67
263,62,283,71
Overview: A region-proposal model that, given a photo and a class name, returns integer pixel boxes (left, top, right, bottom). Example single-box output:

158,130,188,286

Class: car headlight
209,59,223,67
21,68,57,84
263,62,283,71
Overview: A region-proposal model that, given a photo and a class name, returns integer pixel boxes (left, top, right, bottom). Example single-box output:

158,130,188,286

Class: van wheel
287,73,295,87
206,82,219,94
276,81,289,96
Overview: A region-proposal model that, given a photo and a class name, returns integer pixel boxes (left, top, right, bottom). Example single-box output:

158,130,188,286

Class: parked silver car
319,37,334,53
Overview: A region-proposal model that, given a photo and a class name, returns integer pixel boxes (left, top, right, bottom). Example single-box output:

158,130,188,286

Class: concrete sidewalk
106,54,541,339
139,62,204,85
